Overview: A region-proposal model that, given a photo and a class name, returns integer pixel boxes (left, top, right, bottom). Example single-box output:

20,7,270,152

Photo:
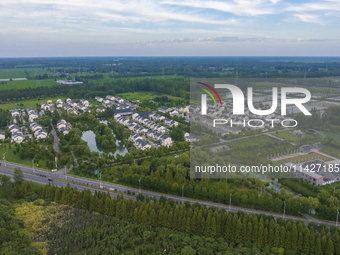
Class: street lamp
336,209,339,227
65,166,67,180
182,185,184,204
283,201,286,219
229,193,232,211
32,158,35,174
139,178,142,194
3,153,6,167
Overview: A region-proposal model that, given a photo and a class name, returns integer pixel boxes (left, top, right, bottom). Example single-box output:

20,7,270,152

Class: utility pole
139,178,141,194
32,158,35,174
182,185,184,204
229,193,232,211
65,166,67,180
336,209,339,227
3,153,6,167
100,172,102,188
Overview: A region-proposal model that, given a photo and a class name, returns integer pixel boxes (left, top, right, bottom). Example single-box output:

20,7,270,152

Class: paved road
1,164,338,228
50,121,59,153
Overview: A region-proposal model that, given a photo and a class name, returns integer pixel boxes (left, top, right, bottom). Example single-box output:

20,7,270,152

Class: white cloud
162,0,278,16
294,14,324,24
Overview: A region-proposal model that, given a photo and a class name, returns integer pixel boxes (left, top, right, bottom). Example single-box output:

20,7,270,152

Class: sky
0,0,340,57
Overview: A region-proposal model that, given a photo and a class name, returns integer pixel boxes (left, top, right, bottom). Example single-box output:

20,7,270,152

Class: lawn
0,79,56,90
0,145,48,170
274,130,320,144
0,95,71,110
117,91,186,101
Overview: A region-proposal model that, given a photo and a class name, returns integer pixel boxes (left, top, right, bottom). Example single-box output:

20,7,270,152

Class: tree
0,175,13,199
13,168,24,186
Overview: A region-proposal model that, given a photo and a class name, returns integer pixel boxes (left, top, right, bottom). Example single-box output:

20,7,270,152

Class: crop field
117,91,185,101
0,95,70,110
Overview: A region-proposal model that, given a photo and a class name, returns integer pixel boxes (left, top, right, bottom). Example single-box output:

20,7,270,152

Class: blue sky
0,0,339,57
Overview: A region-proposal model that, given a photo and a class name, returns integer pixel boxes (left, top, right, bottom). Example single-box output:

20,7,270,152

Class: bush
25,192,39,202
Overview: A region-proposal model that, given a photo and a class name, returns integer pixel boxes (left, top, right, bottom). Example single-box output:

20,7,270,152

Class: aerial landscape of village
2,0,340,254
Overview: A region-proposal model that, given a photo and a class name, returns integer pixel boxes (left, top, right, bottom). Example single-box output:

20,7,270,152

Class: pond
81,120,128,157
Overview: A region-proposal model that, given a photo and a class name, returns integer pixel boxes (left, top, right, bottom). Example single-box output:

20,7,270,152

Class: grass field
275,130,320,144
0,68,52,79
0,146,49,170
0,96,71,110
117,91,186,101
227,135,276,148
322,145,340,159
0,79,56,90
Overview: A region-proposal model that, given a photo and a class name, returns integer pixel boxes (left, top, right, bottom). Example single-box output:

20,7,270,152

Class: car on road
48,178,53,182
51,169,57,172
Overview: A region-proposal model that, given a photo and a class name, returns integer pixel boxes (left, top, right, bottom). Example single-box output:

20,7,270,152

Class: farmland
0,79,56,90
117,91,185,101
0,68,52,79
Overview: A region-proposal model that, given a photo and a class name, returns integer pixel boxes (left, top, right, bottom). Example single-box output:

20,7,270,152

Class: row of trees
37,182,340,255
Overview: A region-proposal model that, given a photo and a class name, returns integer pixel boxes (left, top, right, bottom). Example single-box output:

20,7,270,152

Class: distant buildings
55,80,83,85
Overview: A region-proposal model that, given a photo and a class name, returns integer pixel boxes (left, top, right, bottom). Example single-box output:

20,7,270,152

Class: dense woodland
1,172,339,255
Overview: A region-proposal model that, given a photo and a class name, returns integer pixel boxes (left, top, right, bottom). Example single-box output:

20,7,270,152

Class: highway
0,161,338,228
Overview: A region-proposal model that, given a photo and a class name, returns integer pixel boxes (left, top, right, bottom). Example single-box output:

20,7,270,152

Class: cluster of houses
95,95,138,112
26,107,39,122
114,112,173,150
148,112,179,127
40,102,55,113
132,113,168,133
56,98,91,115
158,105,189,116
29,122,48,140
189,102,295,135
56,119,71,135
8,124,26,143
9,107,41,125
8,108,23,124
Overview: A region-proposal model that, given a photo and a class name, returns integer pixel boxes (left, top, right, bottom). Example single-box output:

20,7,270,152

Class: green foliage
0,199,41,254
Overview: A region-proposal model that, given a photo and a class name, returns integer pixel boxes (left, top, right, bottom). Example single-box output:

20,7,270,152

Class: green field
117,91,186,101
0,96,70,110
227,135,276,148
0,68,52,79
0,79,56,90
322,145,340,159
0,146,49,170
275,130,320,144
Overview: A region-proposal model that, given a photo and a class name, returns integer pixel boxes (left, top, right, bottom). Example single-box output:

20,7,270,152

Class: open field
322,145,340,159
117,91,186,101
0,79,56,90
275,130,320,144
0,68,52,79
0,95,71,110
0,146,49,170
227,134,276,148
